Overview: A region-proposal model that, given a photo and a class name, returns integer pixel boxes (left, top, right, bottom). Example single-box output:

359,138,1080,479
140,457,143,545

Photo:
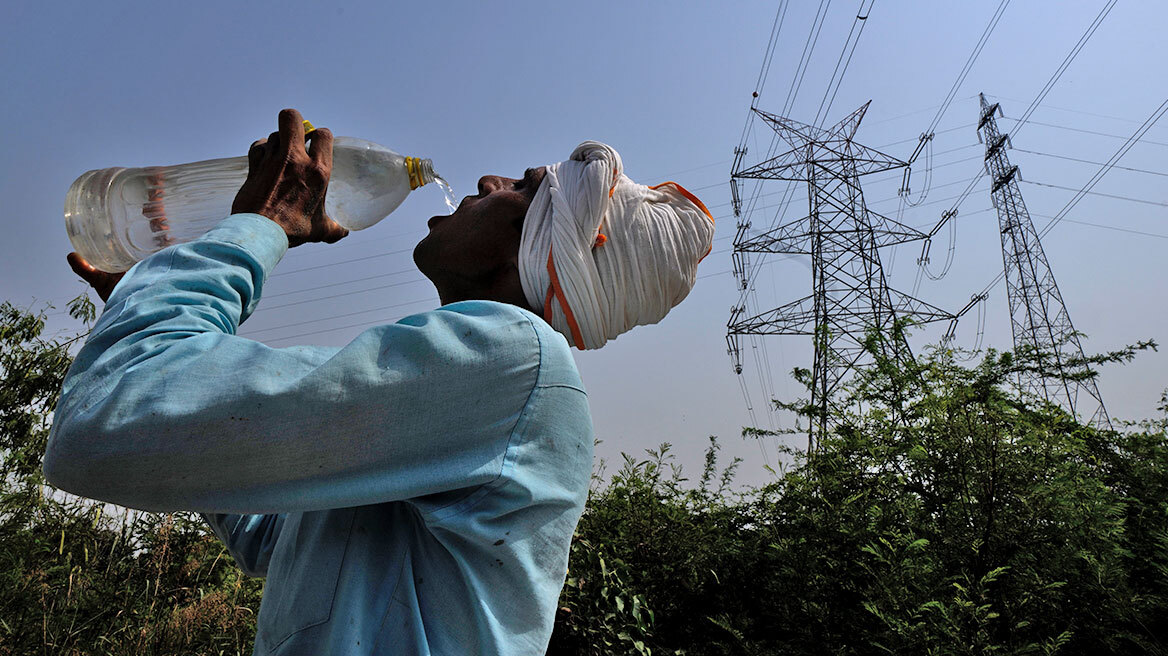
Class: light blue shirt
45,214,594,655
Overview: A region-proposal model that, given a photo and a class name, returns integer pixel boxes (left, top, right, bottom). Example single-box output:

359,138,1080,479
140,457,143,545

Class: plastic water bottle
65,130,444,272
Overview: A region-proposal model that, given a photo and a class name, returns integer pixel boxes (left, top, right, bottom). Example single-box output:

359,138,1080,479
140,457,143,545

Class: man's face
413,166,547,306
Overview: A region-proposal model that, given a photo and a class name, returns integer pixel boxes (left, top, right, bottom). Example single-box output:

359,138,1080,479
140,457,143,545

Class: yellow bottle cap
405,157,425,190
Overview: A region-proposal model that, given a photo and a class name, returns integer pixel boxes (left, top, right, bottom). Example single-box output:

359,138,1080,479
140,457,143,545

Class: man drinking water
47,108,714,655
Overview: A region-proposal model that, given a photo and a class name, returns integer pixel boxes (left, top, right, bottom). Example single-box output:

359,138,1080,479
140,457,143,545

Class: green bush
549,335,1168,655
3,300,1166,655
0,300,262,655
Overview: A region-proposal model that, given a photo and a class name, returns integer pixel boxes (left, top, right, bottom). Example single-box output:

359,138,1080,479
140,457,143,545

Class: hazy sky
3,1,1165,488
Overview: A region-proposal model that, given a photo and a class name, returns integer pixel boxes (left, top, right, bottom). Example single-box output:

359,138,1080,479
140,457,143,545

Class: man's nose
478,176,503,195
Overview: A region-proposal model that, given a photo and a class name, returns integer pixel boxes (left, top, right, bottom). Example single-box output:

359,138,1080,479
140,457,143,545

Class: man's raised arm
45,110,543,515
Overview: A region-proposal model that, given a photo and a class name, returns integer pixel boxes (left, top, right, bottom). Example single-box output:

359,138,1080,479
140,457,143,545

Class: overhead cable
974,95,1168,299
921,0,1119,242
813,0,878,127
921,0,1012,139
1008,0,1118,141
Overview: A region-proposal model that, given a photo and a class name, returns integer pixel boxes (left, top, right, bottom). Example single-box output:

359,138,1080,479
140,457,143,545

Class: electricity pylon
977,93,1111,428
728,102,953,446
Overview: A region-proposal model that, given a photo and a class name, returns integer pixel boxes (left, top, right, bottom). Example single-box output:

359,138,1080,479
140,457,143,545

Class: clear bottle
65,136,438,272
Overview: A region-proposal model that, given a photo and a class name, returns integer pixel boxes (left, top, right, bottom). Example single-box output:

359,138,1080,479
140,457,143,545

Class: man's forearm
45,216,542,515
45,213,292,510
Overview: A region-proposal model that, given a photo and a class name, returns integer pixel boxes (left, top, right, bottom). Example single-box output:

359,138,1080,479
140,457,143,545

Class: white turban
518,141,716,350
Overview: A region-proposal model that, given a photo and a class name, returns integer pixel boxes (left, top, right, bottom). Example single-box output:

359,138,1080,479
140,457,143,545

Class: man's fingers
68,252,125,302
307,127,334,172
68,252,95,278
265,131,281,159
278,108,306,158
235,109,343,248
319,216,349,244
67,251,122,283
68,251,109,282
247,138,267,175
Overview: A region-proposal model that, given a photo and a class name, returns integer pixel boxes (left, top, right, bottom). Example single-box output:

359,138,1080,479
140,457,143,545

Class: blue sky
3,1,1165,487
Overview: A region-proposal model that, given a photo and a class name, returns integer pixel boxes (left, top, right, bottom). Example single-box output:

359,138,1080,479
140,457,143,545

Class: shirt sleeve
44,214,543,514
201,512,286,577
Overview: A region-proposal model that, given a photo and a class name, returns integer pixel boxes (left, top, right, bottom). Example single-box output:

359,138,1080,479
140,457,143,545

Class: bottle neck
404,157,436,190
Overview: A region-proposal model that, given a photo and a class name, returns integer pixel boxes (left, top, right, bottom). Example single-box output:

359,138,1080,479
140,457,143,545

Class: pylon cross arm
737,215,814,254
728,294,818,336
733,147,811,181
888,288,957,325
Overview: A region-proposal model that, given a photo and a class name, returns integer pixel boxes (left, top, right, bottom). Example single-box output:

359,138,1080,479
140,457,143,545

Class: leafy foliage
549,333,1168,655
0,299,262,655
2,300,1166,655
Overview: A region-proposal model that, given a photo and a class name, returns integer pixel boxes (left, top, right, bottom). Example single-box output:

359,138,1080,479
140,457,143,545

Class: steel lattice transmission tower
727,102,953,444
977,93,1111,428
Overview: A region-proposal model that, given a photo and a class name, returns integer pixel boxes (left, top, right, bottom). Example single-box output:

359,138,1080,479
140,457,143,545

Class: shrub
550,336,1168,655
3,300,1166,655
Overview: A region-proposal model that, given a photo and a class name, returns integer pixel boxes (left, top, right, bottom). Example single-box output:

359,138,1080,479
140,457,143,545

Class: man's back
240,303,593,654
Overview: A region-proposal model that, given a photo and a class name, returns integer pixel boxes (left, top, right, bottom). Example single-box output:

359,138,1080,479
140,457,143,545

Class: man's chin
411,239,430,274
413,237,446,285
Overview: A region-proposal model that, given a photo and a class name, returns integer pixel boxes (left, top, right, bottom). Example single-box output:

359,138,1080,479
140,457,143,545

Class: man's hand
231,108,349,247
68,252,124,303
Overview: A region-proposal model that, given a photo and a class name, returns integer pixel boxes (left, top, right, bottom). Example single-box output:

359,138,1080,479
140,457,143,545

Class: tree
0,299,263,656
5,297,1166,655
549,331,1168,656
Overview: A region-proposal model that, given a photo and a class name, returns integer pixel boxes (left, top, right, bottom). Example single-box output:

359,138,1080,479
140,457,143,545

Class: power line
880,126,972,149
732,0,839,433
733,134,980,310
708,148,982,212
244,295,435,340
648,159,735,182
1033,213,1168,241
747,2,784,100
1008,0,1118,141
740,0,836,216
89,136,1163,333
898,0,1010,207
1000,117,1168,149
736,0,835,235
753,1,788,95
677,102,985,197
262,223,429,274
1035,96,1168,241
987,94,1167,126
739,0,791,149
813,0,877,127
269,245,416,278
1012,148,1168,177
704,203,1165,289
783,0,834,117
728,133,977,214
974,95,1168,299
922,0,1011,138
260,277,430,312
122,210,1168,349
712,177,989,233
1021,179,1168,208
920,1,1120,243
690,137,1164,200
263,267,419,300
